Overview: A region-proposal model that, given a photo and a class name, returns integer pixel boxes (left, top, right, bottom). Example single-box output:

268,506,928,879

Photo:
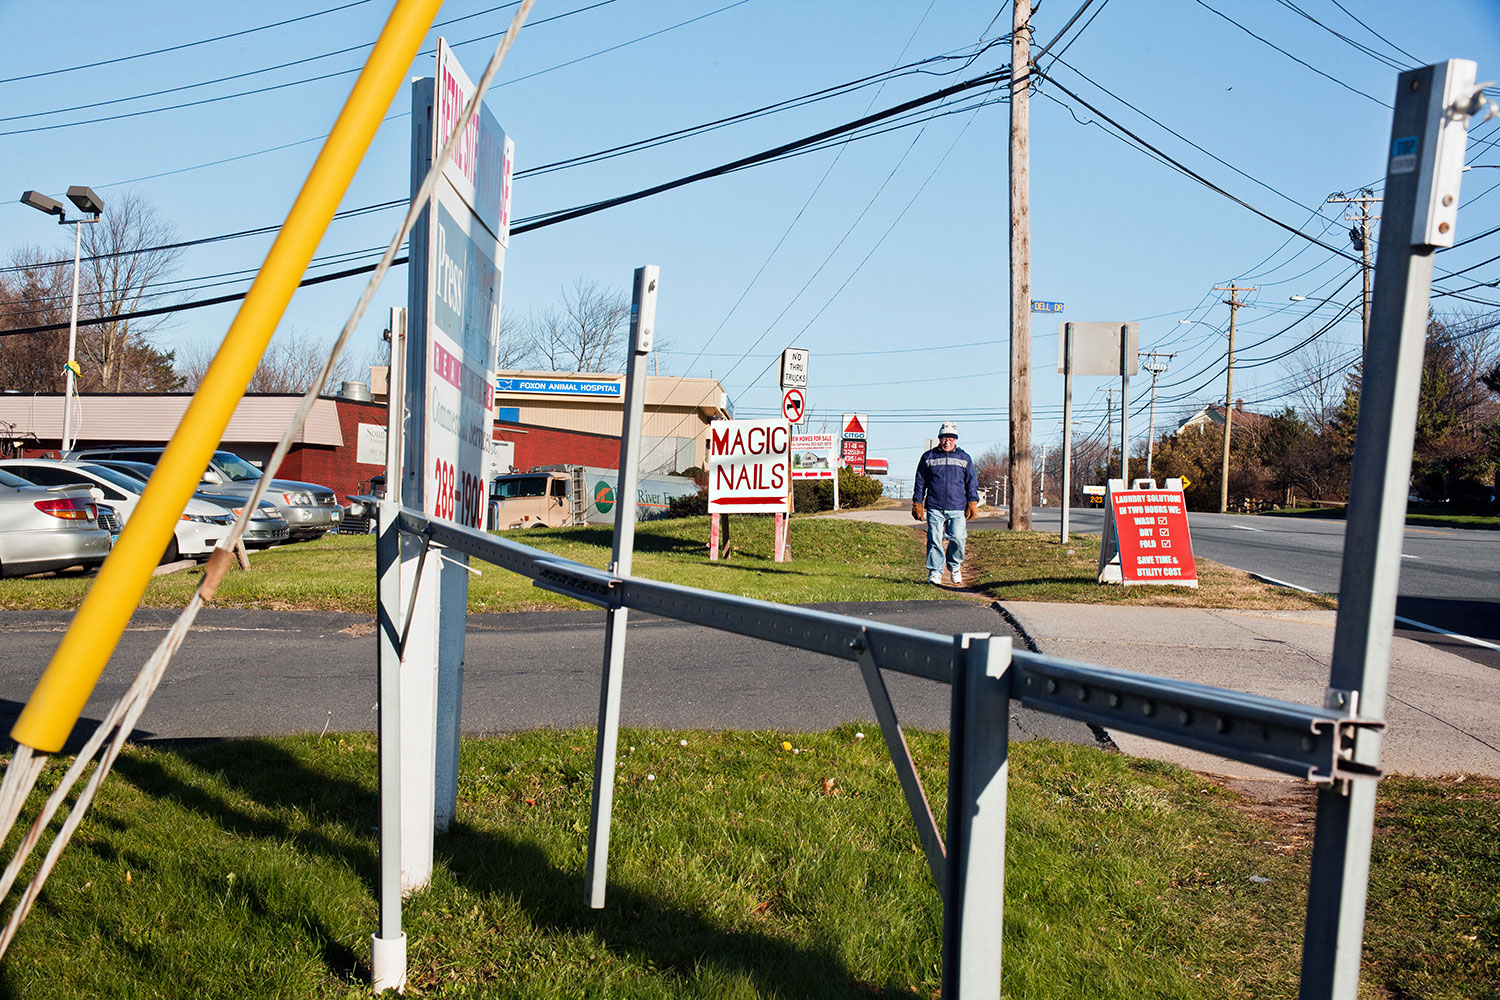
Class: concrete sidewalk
1001,602,1500,780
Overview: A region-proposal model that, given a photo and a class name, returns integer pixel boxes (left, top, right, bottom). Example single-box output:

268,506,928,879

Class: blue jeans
925,508,967,576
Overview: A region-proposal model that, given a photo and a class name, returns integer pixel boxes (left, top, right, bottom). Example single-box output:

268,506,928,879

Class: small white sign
790,432,835,480
709,419,790,513
780,347,810,389
357,423,388,466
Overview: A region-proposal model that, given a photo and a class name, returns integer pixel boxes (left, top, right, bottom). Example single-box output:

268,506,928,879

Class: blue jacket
913,446,978,510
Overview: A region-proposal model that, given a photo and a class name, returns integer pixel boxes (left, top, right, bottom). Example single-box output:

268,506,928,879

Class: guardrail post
585,265,658,908
1299,59,1478,999
942,633,1012,998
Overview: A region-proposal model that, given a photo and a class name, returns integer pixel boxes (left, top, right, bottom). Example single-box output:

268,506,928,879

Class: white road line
1250,573,1319,594
1231,524,1264,532
1393,615,1500,653
1252,575,1499,652
1401,553,1419,560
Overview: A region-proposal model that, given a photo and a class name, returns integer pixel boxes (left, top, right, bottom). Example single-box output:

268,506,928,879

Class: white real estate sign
398,38,515,894
790,432,835,480
416,38,514,530
708,419,791,512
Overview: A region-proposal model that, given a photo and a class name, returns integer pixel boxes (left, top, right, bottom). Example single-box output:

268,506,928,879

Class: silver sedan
0,468,112,578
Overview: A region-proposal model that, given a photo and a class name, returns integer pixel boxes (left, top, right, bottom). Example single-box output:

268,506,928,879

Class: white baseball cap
938,422,959,438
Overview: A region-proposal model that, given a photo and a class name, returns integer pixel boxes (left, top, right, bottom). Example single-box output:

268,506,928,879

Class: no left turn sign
782,387,806,423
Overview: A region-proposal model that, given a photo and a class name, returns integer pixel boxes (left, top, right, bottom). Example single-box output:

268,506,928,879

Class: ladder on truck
567,466,588,526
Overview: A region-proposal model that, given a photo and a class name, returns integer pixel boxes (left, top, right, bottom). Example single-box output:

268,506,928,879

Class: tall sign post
1300,59,1484,998
779,348,808,554
1057,322,1138,543
401,39,513,888
373,306,408,992
585,266,658,908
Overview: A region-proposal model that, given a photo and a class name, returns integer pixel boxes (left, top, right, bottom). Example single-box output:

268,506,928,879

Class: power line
5,39,1005,275
0,0,730,139
1189,0,1389,108
0,0,375,86
0,64,1015,339
1036,70,1363,264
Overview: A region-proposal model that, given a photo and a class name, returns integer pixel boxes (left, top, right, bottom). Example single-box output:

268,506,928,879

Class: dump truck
488,465,699,530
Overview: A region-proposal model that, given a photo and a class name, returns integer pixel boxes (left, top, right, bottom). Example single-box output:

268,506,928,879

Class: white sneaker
929,572,943,585
951,570,963,586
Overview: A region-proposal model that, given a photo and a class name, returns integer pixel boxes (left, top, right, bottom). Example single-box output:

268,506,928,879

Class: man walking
911,422,978,586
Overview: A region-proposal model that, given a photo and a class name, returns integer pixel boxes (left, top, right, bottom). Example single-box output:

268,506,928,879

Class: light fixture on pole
19,185,104,454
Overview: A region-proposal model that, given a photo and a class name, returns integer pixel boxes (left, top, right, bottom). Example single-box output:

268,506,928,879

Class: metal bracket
1014,653,1384,786
531,560,622,608
395,532,434,660
850,628,947,897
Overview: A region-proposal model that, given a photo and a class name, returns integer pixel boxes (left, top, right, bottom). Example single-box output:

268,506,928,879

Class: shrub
664,489,708,518
790,468,883,511
838,467,884,508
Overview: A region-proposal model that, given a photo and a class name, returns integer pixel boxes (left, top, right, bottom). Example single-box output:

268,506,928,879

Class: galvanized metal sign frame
372,60,1484,999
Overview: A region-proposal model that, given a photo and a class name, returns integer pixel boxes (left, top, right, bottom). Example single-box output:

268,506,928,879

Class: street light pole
62,219,84,454
19,186,104,455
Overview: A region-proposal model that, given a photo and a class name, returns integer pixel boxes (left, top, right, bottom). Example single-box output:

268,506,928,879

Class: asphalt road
999,506,1500,670
0,602,1095,749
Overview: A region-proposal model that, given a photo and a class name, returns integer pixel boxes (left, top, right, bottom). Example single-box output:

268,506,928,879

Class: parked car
89,459,290,548
0,467,112,578
95,502,123,544
71,447,342,541
0,459,235,563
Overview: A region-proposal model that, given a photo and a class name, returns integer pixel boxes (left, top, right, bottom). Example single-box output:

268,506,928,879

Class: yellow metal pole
12,0,443,754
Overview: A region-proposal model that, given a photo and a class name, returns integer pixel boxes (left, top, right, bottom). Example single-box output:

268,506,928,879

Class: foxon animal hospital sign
708,419,790,513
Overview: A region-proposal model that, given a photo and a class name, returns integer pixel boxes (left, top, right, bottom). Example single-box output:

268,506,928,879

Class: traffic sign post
1301,59,1484,998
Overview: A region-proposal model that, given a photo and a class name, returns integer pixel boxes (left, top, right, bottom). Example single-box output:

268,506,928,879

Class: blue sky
2,0,1498,484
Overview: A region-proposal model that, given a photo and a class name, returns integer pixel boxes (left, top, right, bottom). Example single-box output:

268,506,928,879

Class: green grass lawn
0,516,1333,614
3,731,1492,998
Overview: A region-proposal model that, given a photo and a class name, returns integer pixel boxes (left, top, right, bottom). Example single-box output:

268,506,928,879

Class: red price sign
1109,489,1198,586
841,438,866,473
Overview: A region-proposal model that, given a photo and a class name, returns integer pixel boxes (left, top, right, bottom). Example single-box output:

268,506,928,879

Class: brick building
0,369,730,501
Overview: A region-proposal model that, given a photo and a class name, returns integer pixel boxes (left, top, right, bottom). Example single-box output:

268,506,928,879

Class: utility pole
1327,189,1381,358
1213,285,1255,513
1007,0,1032,531
1143,351,1175,478
1104,387,1115,479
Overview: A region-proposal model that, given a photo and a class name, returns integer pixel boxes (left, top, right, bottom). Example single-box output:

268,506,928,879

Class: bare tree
521,279,632,373
0,246,72,391
1287,338,1356,434
0,231,181,392
494,313,536,370
177,326,366,393
75,193,180,391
